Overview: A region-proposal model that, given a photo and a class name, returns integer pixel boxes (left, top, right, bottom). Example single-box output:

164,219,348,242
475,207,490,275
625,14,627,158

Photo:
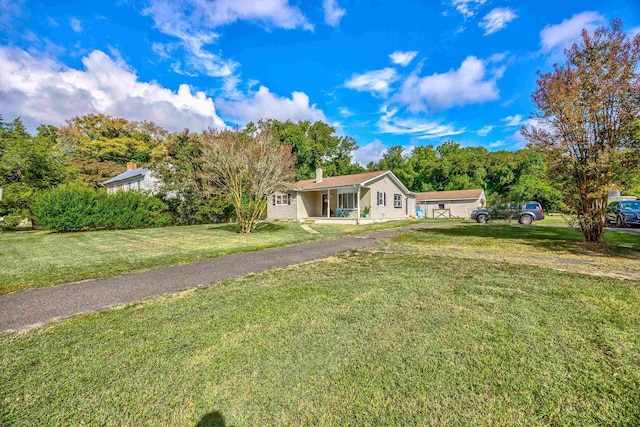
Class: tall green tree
152,131,232,224
0,117,74,227
56,114,168,187
254,119,363,180
523,20,640,242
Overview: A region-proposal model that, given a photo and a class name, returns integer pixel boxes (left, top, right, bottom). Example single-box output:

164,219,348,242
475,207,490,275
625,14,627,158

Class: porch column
327,189,330,218
356,185,361,225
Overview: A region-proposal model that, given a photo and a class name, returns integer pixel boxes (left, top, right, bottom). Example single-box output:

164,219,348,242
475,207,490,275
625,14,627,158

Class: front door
322,194,328,216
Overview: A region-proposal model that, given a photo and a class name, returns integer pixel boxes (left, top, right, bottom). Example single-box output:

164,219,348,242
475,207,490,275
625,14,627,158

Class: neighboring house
268,168,416,223
103,163,161,195
416,189,486,219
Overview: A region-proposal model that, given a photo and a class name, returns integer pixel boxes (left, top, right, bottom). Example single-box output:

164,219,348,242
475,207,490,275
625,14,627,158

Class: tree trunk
578,196,607,243
580,221,604,242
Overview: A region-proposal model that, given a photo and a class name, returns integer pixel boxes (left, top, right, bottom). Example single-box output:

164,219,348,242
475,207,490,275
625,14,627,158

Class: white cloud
395,56,503,112
540,11,605,53
69,17,82,32
501,114,523,127
145,0,313,33
452,0,486,18
477,125,493,136
338,107,354,117
488,140,507,148
215,85,327,124
0,0,24,29
629,26,640,38
143,0,312,83
378,107,464,139
344,68,398,98
479,8,517,35
389,51,419,67
0,47,226,132
353,139,387,165
323,0,346,27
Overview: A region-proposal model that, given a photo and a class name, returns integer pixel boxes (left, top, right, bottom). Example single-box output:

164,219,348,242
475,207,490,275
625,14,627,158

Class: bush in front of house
31,184,172,232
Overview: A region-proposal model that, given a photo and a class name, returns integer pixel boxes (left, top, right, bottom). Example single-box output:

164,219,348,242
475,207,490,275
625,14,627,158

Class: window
438,203,445,209
377,191,386,206
338,193,358,209
525,203,540,210
394,194,402,208
273,193,290,206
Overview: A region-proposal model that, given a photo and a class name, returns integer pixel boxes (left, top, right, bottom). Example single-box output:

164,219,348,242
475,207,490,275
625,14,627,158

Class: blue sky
1,0,639,164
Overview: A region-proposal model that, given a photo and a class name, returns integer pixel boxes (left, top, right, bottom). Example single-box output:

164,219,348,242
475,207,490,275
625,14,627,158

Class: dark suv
471,201,545,225
606,200,640,227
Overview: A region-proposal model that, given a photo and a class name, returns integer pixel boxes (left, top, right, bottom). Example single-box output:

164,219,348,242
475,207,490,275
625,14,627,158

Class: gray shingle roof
103,168,149,186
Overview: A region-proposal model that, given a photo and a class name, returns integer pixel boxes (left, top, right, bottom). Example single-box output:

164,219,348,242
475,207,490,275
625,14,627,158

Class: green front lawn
0,219,424,295
2,225,639,425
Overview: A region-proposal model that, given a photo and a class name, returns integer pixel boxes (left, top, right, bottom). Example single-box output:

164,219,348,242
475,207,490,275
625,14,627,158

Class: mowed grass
1,225,639,425
0,219,425,295
0,222,314,294
389,223,640,280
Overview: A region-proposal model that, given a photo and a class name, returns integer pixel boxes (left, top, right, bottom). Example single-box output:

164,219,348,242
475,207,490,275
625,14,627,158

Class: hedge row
31,184,172,232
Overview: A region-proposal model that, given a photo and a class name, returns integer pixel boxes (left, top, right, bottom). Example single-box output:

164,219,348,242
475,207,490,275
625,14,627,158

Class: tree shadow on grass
208,222,286,234
196,410,227,427
414,224,640,259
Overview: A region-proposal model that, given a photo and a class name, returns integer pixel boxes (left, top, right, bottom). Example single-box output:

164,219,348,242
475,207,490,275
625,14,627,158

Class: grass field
0,219,426,295
1,224,639,426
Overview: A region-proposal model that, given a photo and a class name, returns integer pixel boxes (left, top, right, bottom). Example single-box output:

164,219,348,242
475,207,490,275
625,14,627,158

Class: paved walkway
0,225,430,332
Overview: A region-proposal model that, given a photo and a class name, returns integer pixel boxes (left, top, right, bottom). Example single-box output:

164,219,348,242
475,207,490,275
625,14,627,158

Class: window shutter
273,195,276,206
287,193,291,205
384,193,387,206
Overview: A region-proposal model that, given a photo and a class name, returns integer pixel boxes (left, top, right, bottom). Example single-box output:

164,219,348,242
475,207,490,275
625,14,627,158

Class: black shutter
287,193,291,205
273,195,276,206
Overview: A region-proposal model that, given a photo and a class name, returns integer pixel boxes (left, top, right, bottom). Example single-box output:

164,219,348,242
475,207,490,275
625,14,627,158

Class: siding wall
267,191,298,220
105,171,160,195
417,197,484,218
367,176,414,220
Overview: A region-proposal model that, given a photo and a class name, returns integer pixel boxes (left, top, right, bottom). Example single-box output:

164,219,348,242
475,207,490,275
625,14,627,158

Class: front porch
297,187,371,221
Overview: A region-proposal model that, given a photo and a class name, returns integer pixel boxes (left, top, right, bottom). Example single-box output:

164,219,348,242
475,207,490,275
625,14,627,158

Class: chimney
315,167,323,183
126,162,137,171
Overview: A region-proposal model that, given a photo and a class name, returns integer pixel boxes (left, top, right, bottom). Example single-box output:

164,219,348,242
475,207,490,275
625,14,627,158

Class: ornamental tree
200,129,295,233
523,20,640,242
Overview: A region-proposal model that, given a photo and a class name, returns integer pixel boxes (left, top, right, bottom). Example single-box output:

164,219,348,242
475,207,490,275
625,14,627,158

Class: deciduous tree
201,129,295,233
523,20,640,242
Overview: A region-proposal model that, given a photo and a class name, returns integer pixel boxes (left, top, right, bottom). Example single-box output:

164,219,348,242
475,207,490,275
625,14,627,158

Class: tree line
0,113,567,227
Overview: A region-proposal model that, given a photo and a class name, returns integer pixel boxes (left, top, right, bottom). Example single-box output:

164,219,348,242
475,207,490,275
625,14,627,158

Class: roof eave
417,197,479,202
295,183,364,192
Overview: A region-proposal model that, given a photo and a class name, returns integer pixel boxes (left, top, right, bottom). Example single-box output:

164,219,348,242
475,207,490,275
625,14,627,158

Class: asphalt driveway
0,225,429,332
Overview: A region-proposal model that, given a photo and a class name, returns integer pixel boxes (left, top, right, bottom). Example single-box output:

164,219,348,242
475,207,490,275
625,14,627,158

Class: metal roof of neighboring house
103,168,150,186
416,189,484,201
295,170,392,191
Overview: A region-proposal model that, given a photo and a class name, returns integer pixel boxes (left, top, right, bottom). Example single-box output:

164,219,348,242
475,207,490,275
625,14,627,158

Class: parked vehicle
471,201,545,225
606,200,640,227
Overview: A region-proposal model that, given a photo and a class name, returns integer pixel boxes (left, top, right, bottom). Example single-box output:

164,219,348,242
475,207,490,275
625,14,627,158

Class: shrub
31,184,172,232
0,212,24,231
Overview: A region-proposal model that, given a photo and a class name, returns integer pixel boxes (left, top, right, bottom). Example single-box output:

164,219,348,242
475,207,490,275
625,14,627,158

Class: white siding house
268,169,416,224
103,163,161,195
